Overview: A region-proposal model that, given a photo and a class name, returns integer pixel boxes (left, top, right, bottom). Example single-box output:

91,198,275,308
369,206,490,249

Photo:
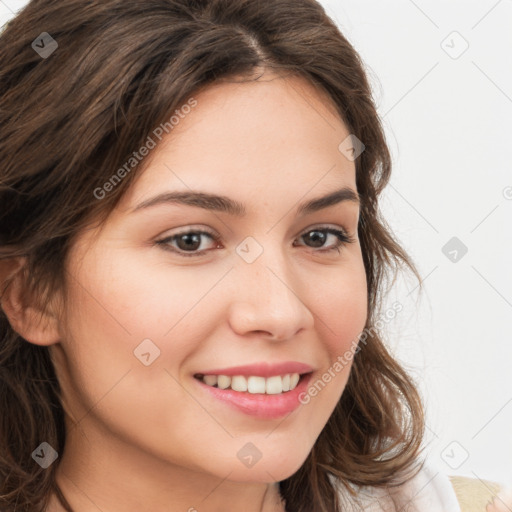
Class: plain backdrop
1,0,511,488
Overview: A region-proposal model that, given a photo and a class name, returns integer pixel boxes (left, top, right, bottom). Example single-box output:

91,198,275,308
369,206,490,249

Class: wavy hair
0,1,426,510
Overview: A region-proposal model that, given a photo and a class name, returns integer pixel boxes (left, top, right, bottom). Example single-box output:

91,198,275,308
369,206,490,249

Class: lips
193,371,313,419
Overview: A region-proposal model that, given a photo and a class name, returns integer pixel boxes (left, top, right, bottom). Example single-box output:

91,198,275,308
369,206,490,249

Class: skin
4,69,368,511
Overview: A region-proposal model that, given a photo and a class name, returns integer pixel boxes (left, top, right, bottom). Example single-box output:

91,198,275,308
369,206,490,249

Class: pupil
178,233,200,251
307,230,325,248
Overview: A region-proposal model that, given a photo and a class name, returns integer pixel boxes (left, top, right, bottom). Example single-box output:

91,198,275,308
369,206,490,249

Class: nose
227,249,315,342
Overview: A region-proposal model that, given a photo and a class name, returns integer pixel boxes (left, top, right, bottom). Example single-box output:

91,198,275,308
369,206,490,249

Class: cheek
58,246,225,422
304,255,367,402
311,255,368,360
87,247,227,339
58,250,222,468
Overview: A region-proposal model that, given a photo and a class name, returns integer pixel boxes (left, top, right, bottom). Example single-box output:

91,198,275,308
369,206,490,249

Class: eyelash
155,226,356,258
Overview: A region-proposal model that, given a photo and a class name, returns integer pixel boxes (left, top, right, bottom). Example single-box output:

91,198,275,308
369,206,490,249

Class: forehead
119,70,356,213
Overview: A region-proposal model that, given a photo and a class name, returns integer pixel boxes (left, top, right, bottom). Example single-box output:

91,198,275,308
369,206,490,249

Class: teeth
247,376,266,394
282,374,291,392
265,375,282,394
231,375,247,392
217,375,231,389
203,375,218,387
198,373,303,394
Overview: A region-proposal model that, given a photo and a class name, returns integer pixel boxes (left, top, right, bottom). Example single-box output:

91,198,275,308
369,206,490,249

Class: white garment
330,458,461,511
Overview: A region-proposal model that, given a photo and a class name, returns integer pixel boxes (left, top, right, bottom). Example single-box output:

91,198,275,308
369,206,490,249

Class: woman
0,0,505,510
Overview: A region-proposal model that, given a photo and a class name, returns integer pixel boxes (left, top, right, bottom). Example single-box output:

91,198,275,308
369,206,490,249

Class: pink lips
194,361,314,378
193,361,314,419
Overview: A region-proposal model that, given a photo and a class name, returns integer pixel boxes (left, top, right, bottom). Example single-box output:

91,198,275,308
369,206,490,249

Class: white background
1,0,511,488
319,0,512,488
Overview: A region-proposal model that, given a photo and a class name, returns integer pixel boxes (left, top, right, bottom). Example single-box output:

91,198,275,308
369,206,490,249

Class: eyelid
155,225,219,243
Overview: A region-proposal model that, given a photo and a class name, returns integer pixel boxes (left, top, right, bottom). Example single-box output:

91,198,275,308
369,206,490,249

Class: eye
155,228,221,258
155,226,356,258
294,226,356,254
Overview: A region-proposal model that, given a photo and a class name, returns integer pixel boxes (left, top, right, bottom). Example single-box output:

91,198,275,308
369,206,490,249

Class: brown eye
303,230,328,248
156,229,221,257
295,227,355,253
175,232,202,251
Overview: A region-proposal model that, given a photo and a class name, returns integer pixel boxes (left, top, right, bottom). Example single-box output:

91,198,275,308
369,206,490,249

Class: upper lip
194,361,314,378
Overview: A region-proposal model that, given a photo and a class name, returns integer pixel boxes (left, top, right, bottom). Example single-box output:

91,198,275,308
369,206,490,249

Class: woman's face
52,70,368,484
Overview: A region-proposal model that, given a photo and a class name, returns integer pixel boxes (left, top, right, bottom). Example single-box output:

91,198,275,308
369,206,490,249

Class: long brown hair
0,1,426,510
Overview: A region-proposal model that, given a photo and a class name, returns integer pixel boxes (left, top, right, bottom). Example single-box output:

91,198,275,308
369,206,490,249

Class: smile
193,371,313,419
194,372,303,394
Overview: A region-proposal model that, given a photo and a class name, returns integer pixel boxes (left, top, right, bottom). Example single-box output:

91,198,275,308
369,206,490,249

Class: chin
221,457,308,483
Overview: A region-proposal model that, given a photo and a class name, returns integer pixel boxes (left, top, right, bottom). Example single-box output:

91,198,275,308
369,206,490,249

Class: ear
0,256,61,346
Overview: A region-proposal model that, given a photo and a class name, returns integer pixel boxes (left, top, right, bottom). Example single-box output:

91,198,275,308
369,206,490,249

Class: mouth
193,370,314,419
193,372,311,395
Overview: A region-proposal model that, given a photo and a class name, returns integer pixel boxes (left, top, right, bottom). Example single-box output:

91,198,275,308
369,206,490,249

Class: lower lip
194,373,313,420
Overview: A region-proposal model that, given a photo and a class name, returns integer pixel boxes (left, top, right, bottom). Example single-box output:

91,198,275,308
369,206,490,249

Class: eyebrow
130,186,360,217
